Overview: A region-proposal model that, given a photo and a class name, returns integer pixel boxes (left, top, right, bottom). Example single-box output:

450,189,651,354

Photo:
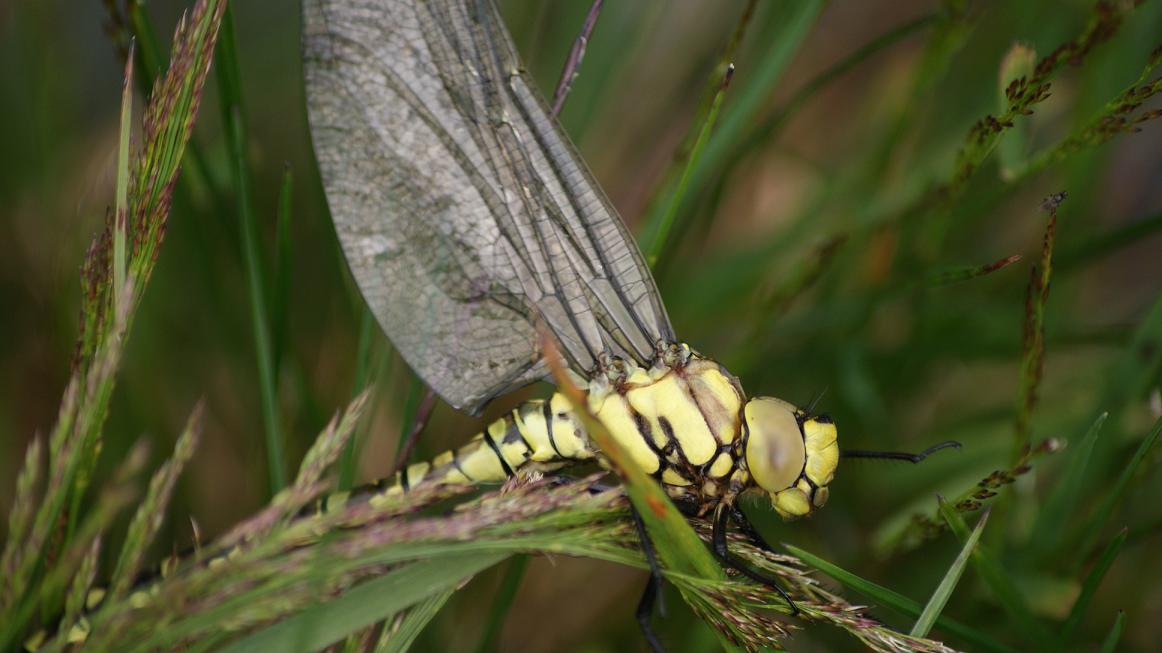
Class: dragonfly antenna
842,440,962,463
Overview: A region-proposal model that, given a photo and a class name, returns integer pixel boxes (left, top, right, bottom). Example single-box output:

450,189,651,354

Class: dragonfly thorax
583,344,839,518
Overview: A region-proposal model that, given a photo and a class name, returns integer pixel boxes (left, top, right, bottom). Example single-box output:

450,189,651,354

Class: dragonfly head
741,397,839,520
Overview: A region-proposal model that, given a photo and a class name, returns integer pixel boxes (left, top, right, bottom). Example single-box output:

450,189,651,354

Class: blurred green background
2,0,1161,650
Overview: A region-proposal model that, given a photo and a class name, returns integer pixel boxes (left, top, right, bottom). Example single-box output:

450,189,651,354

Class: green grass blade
911,509,989,638
1060,529,1126,644
218,553,508,653
473,555,528,653
272,166,294,378
378,588,456,653
1076,415,1162,559
1096,610,1126,653
937,498,1049,645
638,0,822,251
786,543,1017,653
644,63,733,267
1032,412,1107,557
340,308,378,489
216,5,286,495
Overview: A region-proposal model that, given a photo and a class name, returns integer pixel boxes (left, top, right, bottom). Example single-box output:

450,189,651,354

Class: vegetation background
1,0,1161,651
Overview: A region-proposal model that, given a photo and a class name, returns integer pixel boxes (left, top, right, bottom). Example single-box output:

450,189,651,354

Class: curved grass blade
1031,412,1107,558
645,62,734,268
1075,415,1162,558
216,5,286,496
1096,610,1125,653
638,0,823,255
911,509,989,638
379,588,456,653
785,543,1017,653
937,498,1047,646
219,553,507,653
1059,529,1126,645
473,556,528,653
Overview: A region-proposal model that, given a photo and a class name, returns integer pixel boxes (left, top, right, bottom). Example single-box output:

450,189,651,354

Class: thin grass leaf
473,555,527,653
110,404,204,598
937,499,1048,645
786,543,1016,653
217,6,285,496
925,254,1022,287
219,553,508,653
341,308,379,490
1060,529,1126,644
1076,415,1162,558
645,62,734,267
378,588,456,653
638,0,822,252
272,165,294,378
912,510,989,638
1032,412,1108,557
1096,610,1125,653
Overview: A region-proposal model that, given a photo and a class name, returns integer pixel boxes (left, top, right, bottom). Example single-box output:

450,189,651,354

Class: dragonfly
302,0,957,648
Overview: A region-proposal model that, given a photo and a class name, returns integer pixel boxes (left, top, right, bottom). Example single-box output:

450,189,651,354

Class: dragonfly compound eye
743,398,839,519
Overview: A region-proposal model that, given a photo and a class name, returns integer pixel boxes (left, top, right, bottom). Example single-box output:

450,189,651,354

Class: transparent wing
303,0,674,414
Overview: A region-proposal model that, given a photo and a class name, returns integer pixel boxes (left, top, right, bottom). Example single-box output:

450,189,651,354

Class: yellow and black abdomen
321,394,596,511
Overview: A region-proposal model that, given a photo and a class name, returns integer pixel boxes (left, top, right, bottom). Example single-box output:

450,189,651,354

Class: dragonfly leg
711,504,799,616
841,439,961,463
389,389,438,475
630,507,667,653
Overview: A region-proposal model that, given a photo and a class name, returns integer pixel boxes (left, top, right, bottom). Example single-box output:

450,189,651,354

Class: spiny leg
389,388,438,475
711,504,798,616
629,506,667,653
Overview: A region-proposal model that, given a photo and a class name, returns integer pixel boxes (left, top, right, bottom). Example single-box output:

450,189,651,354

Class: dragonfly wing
303,0,674,413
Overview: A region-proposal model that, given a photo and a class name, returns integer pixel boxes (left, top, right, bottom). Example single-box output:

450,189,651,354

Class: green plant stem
217,6,286,495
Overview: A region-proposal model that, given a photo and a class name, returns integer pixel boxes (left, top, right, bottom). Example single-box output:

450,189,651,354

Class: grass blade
378,588,456,653
911,510,989,638
1096,610,1126,653
473,555,528,653
937,498,1048,645
272,166,294,378
638,0,822,255
1076,415,1162,559
1060,529,1126,644
786,543,1017,653
218,553,508,653
216,5,286,495
645,63,734,267
1032,412,1107,557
